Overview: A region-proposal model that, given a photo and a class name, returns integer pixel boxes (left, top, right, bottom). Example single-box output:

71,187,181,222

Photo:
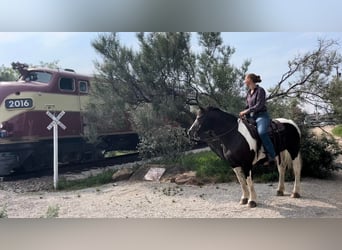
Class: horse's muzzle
188,129,200,141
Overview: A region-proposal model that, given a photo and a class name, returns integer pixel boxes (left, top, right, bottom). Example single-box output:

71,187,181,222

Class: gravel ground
1,126,341,218
1,170,341,218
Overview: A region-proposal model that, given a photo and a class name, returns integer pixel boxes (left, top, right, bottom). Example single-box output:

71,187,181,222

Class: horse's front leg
246,170,257,208
233,167,249,205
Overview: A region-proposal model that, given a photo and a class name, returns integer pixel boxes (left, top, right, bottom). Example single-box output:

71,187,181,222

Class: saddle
242,117,286,161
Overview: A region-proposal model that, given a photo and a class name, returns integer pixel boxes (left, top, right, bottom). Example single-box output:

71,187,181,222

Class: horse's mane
205,106,237,120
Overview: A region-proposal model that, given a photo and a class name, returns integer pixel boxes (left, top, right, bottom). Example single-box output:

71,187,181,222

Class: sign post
46,111,66,190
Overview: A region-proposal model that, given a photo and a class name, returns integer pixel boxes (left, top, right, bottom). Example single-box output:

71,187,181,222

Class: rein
203,120,239,142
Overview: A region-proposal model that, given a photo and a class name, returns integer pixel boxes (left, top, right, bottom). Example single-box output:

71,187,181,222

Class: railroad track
1,152,140,182
1,143,208,182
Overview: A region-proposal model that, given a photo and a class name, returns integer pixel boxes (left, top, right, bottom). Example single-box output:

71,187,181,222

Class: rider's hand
239,110,248,117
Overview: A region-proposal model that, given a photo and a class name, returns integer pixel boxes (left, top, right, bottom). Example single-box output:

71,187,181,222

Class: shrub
332,125,342,137
44,205,59,218
130,104,194,161
301,131,340,178
137,125,193,161
0,205,8,218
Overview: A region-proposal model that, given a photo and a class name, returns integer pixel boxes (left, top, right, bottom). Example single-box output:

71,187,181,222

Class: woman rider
239,73,276,167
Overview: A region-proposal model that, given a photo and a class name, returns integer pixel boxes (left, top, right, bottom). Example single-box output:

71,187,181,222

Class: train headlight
0,123,3,129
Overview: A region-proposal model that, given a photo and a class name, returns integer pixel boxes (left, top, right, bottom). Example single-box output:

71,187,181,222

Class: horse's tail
279,150,294,169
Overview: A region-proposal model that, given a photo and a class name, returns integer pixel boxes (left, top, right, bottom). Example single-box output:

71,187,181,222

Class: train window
79,81,89,93
59,77,75,91
21,71,52,83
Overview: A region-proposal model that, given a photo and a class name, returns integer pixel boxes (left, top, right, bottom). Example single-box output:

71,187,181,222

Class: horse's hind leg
233,167,249,205
276,153,286,196
291,152,302,198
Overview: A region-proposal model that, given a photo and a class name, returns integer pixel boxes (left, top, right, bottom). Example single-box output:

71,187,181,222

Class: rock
112,168,134,182
130,164,166,181
144,167,166,181
172,171,198,185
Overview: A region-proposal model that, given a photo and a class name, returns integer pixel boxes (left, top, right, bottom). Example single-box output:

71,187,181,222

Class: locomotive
0,63,138,176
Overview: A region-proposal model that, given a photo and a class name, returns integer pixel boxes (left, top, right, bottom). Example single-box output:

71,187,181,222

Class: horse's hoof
291,192,300,198
240,198,248,205
276,190,284,196
248,201,257,208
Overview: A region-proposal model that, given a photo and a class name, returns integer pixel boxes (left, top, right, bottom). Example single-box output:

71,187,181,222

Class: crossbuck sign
46,111,66,190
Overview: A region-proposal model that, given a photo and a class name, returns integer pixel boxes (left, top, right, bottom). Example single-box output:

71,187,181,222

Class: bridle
195,120,239,143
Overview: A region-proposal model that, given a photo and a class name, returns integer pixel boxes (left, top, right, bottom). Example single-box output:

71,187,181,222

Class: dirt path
1,170,341,218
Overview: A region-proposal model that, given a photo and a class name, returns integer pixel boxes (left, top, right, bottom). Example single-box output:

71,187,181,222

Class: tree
326,77,342,123
0,61,61,82
89,32,249,157
195,32,250,113
267,39,342,114
0,64,18,81
90,32,249,127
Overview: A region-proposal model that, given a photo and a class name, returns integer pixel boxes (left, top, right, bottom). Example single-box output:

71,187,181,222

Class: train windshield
19,71,52,83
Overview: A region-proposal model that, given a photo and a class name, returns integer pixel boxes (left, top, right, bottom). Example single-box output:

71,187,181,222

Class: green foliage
0,61,60,82
89,32,249,133
35,60,60,69
57,169,116,190
0,64,18,81
172,151,234,183
130,103,193,161
196,33,249,113
300,131,340,178
326,79,342,123
0,205,8,218
44,205,59,218
88,32,250,162
332,125,342,137
252,166,294,183
83,81,129,143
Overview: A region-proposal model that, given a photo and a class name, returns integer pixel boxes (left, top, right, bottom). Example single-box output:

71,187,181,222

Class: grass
161,151,235,183
57,169,117,191
332,125,342,137
161,150,289,183
56,150,288,191
252,167,294,183
43,205,59,218
0,205,7,218
105,150,137,158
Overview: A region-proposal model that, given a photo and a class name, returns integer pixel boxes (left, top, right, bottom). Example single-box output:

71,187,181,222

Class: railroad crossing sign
47,111,66,130
46,111,67,190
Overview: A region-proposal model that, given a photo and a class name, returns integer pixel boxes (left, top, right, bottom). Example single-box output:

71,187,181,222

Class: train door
57,76,82,136
77,80,90,135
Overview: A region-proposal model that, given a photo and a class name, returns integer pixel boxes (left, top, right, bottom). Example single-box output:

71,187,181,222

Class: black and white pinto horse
188,107,302,208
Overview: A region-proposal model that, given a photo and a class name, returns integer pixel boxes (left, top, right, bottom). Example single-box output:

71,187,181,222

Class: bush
137,125,193,160
0,205,8,218
130,104,193,161
44,205,59,218
301,132,340,178
332,125,342,137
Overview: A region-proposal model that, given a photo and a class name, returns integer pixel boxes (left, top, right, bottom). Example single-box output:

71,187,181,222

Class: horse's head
188,106,222,141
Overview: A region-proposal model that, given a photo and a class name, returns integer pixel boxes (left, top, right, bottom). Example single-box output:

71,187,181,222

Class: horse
188,106,302,208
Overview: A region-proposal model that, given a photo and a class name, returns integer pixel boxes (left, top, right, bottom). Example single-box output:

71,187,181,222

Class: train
0,63,138,176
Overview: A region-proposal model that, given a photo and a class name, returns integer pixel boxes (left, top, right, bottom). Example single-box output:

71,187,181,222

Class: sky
1,32,341,112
